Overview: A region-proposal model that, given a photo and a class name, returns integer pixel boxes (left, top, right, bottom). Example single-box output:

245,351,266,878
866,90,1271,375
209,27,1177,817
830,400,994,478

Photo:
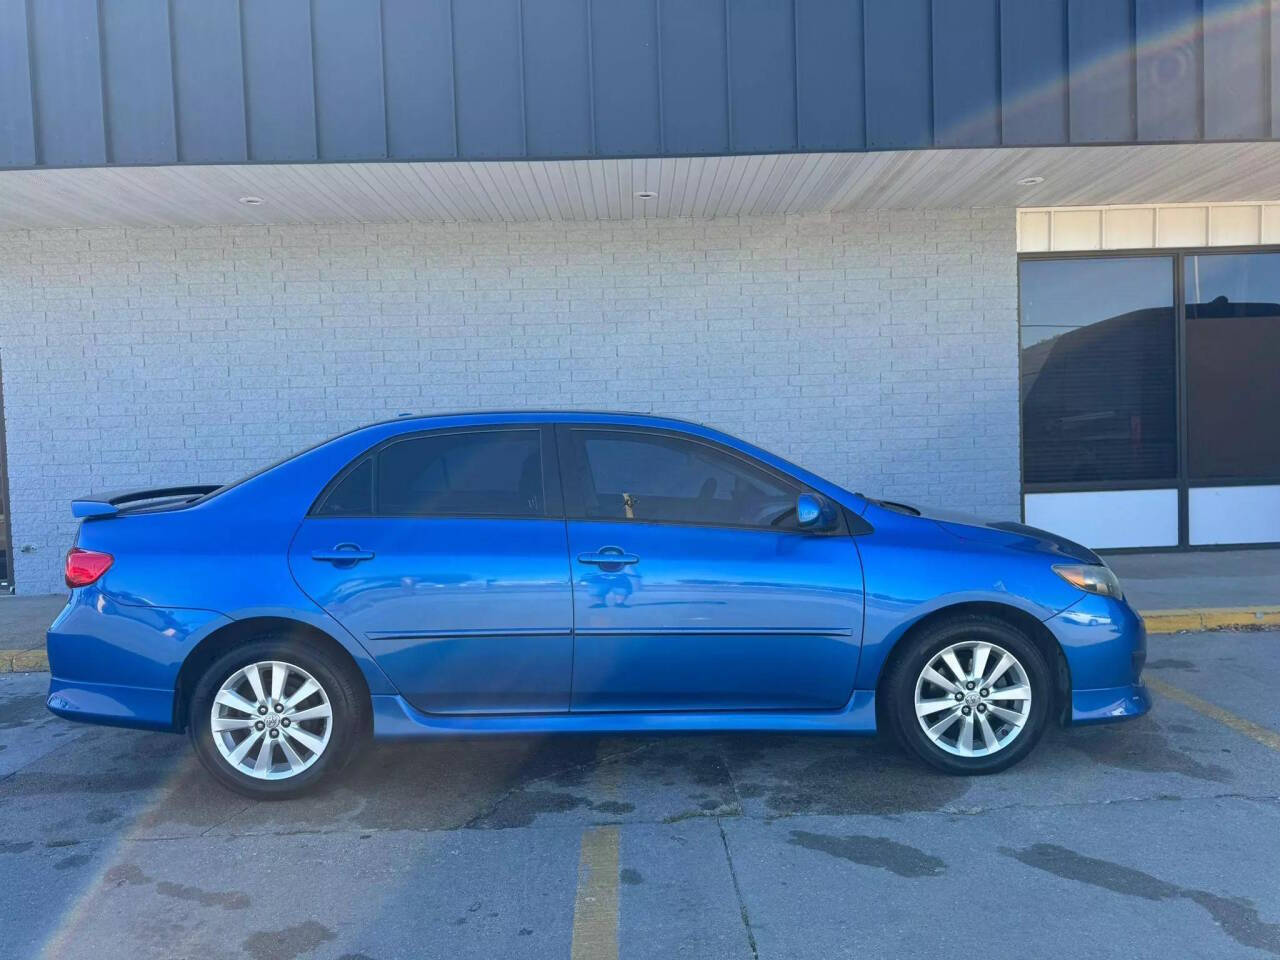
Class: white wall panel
1024,490,1179,549
1157,206,1208,247
1021,200,1280,253
1208,205,1261,245
1189,486,1280,545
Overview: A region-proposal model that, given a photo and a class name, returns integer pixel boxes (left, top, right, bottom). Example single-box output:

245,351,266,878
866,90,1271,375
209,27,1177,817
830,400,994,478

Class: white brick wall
0,209,1018,594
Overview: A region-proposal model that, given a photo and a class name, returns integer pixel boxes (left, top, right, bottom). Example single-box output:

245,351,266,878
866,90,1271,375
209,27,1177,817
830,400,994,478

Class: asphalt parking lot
2,629,1279,960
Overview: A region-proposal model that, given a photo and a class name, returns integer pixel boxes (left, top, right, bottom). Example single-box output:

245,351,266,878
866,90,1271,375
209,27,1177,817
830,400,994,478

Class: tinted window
316,457,373,515
377,430,544,517
567,430,799,529
1019,257,1177,484
1185,253,1280,480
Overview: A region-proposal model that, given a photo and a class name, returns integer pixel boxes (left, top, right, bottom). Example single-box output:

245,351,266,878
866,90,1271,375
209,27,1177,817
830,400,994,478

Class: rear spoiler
71,485,222,519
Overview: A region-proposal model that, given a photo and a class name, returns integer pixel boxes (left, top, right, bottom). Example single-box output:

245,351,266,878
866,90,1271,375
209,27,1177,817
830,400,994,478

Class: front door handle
312,543,375,564
577,547,639,569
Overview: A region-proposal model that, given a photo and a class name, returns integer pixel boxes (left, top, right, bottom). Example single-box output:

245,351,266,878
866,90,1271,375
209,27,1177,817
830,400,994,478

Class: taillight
65,547,113,588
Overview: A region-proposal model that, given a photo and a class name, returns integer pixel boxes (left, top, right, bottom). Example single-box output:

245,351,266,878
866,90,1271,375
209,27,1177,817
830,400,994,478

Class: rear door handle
312,544,375,564
577,547,639,568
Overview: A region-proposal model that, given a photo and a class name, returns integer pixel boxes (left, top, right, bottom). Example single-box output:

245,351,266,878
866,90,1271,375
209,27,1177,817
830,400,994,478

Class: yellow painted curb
1141,607,1280,634
0,649,48,673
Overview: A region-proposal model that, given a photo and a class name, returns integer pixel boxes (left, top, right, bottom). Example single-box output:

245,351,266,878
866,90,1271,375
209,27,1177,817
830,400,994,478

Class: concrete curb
0,607,1276,674
1,649,48,673
1141,606,1280,635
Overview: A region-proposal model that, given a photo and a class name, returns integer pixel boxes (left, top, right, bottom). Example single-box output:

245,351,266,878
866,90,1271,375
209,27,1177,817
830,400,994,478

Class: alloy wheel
209,660,333,780
913,640,1032,758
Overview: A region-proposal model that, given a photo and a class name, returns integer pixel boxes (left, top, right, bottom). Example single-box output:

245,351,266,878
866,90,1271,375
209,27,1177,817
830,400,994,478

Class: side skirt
370,691,878,738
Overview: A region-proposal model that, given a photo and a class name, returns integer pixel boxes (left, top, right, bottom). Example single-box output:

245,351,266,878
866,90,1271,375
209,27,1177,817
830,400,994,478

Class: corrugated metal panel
453,0,524,158
312,0,386,161
1001,0,1069,145
1274,0,1280,137
658,0,729,155
864,0,932,149
1135,0,1202,141
100,0,176,164
241,0,316,162
932,0,1001,148
28,0,106,166
0,0,36,167
523,0,592,157
590,0,661,155
794,0,863,151
1203,0,1269,140
727,0,797,154
1068,0,1136,142
1,0,1278,172
381,0,455,160
170,0,247,162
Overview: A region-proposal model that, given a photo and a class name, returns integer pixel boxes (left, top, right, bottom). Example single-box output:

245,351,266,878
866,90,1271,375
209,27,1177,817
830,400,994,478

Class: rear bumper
46,678,177,731
45,588,230,731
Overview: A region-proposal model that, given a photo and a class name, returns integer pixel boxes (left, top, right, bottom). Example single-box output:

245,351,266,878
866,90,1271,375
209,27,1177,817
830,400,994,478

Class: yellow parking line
1146,676,1280,753
570,825,620,960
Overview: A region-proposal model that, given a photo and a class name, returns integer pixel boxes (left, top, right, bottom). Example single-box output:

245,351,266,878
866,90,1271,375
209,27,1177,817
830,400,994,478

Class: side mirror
796,493,834,530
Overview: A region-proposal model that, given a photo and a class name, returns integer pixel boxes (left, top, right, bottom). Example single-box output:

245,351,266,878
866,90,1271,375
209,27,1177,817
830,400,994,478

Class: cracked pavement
2,629,1279,959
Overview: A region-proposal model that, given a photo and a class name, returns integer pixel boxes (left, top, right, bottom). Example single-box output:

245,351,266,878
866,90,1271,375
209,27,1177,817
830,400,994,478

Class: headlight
1053,563,1124,600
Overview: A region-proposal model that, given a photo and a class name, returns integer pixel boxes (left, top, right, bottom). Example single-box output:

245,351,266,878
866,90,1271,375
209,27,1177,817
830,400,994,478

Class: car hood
866,498,1102,565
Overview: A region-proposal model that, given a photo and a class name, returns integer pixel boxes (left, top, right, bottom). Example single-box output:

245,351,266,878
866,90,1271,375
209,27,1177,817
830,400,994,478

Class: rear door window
315,429,547,518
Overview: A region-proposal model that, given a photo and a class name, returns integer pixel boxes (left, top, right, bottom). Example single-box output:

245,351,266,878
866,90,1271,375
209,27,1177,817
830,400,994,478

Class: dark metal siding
1,0,1275,170
170,0,247,163
100,0,176,164
932,0,1001,148
381,0,456,160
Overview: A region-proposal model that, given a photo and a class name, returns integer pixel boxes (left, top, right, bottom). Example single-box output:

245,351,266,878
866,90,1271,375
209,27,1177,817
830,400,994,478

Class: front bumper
1071,681,1151,724
1045,592,1150,725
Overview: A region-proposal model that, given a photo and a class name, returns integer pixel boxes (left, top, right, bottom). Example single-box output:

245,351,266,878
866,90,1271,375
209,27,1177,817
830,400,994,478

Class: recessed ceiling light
1016,176,1045,187
238,196,264,205
634,191,658,200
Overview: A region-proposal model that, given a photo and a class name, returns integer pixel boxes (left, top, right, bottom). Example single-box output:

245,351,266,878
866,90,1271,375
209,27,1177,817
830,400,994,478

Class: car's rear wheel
188,637,365,799
886,614,1052,775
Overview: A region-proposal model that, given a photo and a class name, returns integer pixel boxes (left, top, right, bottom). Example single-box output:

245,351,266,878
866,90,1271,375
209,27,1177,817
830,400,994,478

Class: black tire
884,614,1053,775
188,635,366,800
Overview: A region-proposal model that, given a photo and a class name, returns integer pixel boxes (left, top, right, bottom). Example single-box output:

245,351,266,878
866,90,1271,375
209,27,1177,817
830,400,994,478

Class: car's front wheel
886,614,1053,775
188,637,365,799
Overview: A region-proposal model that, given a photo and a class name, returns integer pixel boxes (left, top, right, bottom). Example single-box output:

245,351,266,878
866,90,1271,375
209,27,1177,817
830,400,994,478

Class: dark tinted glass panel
1020,257,1177,485
569,430,798,529
377,430,544,517
316,457,373,515
1185,253,1280,480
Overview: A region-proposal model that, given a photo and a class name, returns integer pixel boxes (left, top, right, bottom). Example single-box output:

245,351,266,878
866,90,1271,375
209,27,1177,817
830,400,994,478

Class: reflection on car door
289,425,574,714
557,426,864,712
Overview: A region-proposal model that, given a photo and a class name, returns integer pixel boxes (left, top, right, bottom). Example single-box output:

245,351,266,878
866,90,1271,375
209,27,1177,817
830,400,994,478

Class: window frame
308,424,564,521
554,423,847,537
1018,243,1280,550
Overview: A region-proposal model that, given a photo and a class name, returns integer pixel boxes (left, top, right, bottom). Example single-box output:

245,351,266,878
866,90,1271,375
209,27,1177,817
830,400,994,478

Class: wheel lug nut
977,704,987,713
258,705,268,715
954,692,964,702
281,718,290,727
274,703,284,713
269,729,279,738
961,706,971,716
965,681,975,690
980,688,989,697
255,720,265,731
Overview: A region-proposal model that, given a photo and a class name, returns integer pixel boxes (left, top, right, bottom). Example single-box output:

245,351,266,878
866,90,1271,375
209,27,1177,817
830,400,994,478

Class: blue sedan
47,412,1148,798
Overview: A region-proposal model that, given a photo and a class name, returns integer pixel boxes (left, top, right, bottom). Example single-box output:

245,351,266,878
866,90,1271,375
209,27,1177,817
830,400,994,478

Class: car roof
358,410,713,431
